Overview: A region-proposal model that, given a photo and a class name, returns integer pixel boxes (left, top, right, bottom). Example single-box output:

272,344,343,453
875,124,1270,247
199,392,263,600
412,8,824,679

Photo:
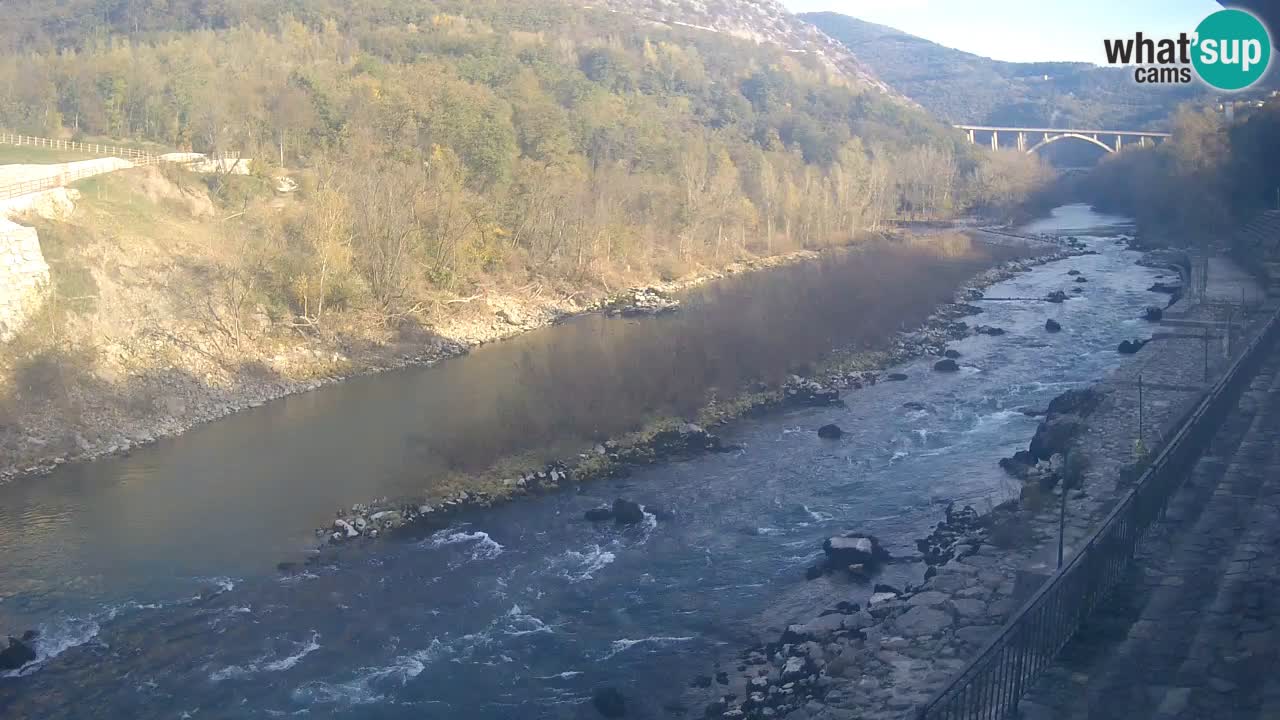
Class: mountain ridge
802,11,1209,130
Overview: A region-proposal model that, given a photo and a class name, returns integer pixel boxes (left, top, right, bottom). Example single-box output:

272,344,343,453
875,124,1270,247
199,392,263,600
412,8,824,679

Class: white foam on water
1,616,102,678
292,639,447,706
802,505,833,522
422,527,504,565
600,635,695,660
555,545,617,583
536,671,584,680
501,604,555,637
210,631,322,682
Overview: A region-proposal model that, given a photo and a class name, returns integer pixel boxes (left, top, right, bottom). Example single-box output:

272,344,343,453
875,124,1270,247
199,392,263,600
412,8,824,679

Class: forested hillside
804,12,1207,130
0,0,1050,315
1082,103,1280,252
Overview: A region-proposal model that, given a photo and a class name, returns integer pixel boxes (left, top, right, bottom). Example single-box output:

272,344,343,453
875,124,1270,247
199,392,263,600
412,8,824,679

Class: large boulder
0,634,37,671
1029,416,1084,462
822,533,890,570
592,687,627,718
1045,319,1062,333
612,499,646,525
817,424,844,439
1045,388,1102,417
933,359,960,373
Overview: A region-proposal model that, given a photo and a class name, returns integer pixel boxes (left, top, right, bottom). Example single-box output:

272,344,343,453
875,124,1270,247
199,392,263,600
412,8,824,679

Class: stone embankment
1020,335,1280,720
686,254,1274,720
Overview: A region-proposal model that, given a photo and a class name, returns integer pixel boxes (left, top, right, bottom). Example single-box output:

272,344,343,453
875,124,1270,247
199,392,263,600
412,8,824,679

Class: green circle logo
1192,9,1272,91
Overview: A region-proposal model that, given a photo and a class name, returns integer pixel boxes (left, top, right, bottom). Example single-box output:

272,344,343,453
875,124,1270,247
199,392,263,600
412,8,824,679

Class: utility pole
1204,326,1211,383
1058,469,1068,569
1138,374,1145,451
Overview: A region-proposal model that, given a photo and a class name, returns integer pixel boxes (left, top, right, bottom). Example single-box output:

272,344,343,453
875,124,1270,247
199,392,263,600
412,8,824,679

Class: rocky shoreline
315,239,1092,548
681,249,1262,720
0,246,850,484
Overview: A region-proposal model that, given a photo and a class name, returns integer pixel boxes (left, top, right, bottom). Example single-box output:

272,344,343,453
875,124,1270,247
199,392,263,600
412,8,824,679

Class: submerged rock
1118,339,1149,354
884,373,909,382
592,686,627,717
975,325,1006,336
0,633,37,671
1067,269,1081,276
933,359,960,372
817,424,844,439
1045,319,1062,333
1075,276,1088,283
612,498,646,525
584,506,614,522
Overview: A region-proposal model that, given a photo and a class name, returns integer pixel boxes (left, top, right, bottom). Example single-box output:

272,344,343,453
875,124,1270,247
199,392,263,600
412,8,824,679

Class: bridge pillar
991,130,998,151
1116,135,1123,152
1017,131,1026,152
967,128,975,144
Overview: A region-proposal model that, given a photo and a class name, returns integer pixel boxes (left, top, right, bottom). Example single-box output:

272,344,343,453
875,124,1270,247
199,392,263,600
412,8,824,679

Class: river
0,205,1161,718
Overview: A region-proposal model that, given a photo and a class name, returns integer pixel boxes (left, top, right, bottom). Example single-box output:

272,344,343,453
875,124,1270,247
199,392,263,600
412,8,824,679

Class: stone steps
1017,359,1280,720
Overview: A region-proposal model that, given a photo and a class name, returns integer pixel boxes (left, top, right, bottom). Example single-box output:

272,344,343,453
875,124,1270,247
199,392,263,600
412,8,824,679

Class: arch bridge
955,125,1172,154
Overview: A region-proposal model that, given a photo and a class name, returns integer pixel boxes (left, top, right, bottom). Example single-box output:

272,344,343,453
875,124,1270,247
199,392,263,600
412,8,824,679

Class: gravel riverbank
686,255,1274,720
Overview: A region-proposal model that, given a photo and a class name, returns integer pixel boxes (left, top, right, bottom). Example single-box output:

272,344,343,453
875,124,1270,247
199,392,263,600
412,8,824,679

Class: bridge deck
953,125,1171,137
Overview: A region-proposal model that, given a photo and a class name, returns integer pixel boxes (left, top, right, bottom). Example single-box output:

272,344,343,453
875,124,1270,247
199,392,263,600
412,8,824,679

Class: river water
0,205,1159,719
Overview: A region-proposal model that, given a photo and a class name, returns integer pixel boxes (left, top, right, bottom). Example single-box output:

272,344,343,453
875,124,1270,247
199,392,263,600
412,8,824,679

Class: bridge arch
1026,133,1115,155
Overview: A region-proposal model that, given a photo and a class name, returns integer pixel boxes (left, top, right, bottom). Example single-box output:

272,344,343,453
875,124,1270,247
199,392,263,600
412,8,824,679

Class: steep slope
803,12,1209,130
591,0,897,94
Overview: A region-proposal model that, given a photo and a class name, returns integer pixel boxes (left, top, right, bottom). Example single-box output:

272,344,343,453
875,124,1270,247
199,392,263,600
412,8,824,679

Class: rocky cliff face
0,218,50,342
586,0,898,95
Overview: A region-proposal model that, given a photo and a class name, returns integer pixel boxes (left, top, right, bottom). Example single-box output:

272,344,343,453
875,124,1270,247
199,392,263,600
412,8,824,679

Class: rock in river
1046,290,1068,303
592,686,627,717
933,359,960,372
1118,339,1149,354
0,633,37,671
612,498,646,525
822,533,889,570
975,325,1006,336
817,424,844,439
1045,319,1062,333
584,506,614,522
1144,306,1164,322
885,373,909,382
944,349,962,359
1029,416,1084,462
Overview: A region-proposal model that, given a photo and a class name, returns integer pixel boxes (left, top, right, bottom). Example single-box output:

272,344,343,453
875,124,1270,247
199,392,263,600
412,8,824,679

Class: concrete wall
0,218,50,342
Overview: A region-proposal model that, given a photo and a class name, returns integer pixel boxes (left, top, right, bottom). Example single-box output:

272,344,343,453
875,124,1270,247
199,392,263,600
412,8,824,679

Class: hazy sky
782,0,1226,64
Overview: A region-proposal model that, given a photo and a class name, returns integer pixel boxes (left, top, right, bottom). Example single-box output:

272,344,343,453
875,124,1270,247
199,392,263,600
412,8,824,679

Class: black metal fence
916,304,1280,720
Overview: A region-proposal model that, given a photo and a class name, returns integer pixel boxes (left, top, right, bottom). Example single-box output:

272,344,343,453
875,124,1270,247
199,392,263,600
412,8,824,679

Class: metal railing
0,132,156,160
916,302,1280,720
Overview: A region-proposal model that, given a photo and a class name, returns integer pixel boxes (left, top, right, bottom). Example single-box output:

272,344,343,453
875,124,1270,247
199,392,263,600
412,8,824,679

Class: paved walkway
1019,348,1280,720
